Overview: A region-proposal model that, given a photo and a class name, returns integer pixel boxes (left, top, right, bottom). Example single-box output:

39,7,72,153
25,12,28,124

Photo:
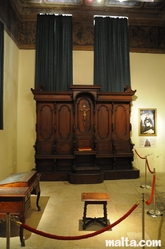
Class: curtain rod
93,15,128,25
94,15,128,19
39,13,72,16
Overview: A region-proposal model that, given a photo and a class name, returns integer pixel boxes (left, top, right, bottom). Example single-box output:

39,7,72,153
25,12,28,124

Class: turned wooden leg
82,202,87,230
103,202,108,225
36,191,41,211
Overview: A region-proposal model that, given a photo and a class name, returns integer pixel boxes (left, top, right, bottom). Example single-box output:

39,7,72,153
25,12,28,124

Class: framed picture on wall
139,108,157,136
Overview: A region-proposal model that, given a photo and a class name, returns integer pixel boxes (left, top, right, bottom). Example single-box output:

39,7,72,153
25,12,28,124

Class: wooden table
0,171,41,246
81,192,110,230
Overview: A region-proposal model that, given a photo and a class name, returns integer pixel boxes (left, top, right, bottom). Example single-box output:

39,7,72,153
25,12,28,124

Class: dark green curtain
0,21,4,130
94,17,131,92
35,14,73,91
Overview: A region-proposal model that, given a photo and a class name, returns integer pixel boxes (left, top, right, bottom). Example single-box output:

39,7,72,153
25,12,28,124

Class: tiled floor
0,173,165,249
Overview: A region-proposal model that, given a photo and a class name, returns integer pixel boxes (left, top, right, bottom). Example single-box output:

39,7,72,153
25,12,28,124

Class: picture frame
139,108,157,136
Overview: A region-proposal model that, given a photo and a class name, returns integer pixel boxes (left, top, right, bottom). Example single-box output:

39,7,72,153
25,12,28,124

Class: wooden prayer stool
81,192,110,230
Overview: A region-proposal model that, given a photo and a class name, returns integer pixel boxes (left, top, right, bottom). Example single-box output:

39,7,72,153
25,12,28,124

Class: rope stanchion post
140,156,151,189
147,168,163,217
141,193,145,249
6,213,10,249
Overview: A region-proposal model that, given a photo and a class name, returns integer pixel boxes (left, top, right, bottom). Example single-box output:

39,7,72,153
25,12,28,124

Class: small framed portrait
139,108,157,136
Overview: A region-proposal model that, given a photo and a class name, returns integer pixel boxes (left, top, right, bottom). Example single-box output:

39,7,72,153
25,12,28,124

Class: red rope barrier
135,149,156,205
18,203,139,241
145,174,156,205
146,158,154,174
134,149,146,160
134,149,153,174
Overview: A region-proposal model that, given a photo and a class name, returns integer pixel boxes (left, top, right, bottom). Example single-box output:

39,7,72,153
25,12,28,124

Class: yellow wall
130,53,165,173
0,32,19,180
0,33,165,180
16,50,36,173
73,51,94,84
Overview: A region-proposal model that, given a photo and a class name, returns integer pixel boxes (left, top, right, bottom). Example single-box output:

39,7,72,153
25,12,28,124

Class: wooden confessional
31,85,139,183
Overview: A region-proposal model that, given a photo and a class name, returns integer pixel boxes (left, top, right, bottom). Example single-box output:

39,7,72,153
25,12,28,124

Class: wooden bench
81,192,110,230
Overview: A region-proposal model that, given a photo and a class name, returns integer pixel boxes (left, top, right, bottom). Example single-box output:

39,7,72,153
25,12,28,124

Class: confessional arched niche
74,92,95,150
73,92,98,173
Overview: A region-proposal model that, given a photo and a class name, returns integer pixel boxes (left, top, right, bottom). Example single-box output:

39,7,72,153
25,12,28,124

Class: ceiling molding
0,0,165,53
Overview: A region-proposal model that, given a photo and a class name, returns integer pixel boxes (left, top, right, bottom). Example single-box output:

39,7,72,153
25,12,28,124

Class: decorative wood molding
124,85,136,94
129,25,165,54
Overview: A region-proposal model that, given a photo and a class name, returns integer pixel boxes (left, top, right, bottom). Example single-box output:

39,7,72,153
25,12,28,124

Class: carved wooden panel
36,141,54,155
37,103,54,141
96,104,112,140
36,103,55,154
113,104,129,140
113,141,132,153
57,104,72,140
112,103,132,154
56,142,73,154
56,103,73,154
95,103,112,153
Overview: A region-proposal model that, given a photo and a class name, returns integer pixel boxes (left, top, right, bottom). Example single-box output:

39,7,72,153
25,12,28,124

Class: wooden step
73,165,99,173
68,172,104,184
